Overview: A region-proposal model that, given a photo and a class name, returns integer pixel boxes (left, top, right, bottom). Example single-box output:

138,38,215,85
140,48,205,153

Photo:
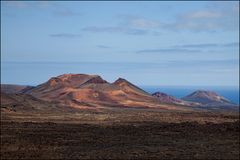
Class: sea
140,86,239,105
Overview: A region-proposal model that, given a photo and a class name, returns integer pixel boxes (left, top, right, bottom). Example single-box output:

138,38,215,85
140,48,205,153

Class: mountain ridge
1,74,238,112
23,74,176,110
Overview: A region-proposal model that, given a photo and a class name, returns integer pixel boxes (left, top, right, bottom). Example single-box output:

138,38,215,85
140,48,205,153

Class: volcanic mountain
152,92,200,106
152,92,183,104
181,90,237,108
1,74,238,112
25,74,185,111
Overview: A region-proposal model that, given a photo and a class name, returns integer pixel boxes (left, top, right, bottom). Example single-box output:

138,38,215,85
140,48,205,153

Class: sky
1,1,239,86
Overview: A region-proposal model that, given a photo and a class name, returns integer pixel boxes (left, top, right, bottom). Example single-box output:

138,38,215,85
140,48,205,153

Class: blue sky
1,1,239,86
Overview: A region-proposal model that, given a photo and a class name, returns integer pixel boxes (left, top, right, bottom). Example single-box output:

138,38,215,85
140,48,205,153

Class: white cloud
53,9,79,17
123,2,239,32
183,11,222,19
3,1,53,9
4,1,28,8
83,26,148,35
168,3,239,32
49,33,81,38
129,18,161,28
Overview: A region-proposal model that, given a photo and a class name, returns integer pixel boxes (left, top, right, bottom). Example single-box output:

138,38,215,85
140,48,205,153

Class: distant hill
1,84,34,94
152,92,200,106
181,90,238,111
182,90,231,104
152,92,183,104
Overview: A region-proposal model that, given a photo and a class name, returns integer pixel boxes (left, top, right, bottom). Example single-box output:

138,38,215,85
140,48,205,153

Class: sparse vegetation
1,109,239,159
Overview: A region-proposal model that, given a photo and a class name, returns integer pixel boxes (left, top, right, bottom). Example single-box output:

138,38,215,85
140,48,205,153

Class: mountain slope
1,92,77,113
113,78,150,96
25,74,190,111
152,92,201,106
182,90,231,104
1,84,32,94
152,92,182,104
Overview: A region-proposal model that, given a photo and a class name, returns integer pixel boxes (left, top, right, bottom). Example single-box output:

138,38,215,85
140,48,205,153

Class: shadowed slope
152,92,182,104
1,84,32,94
1,92,70,112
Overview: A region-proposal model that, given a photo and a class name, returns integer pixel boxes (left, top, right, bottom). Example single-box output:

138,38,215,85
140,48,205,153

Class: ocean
141,86,239,105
